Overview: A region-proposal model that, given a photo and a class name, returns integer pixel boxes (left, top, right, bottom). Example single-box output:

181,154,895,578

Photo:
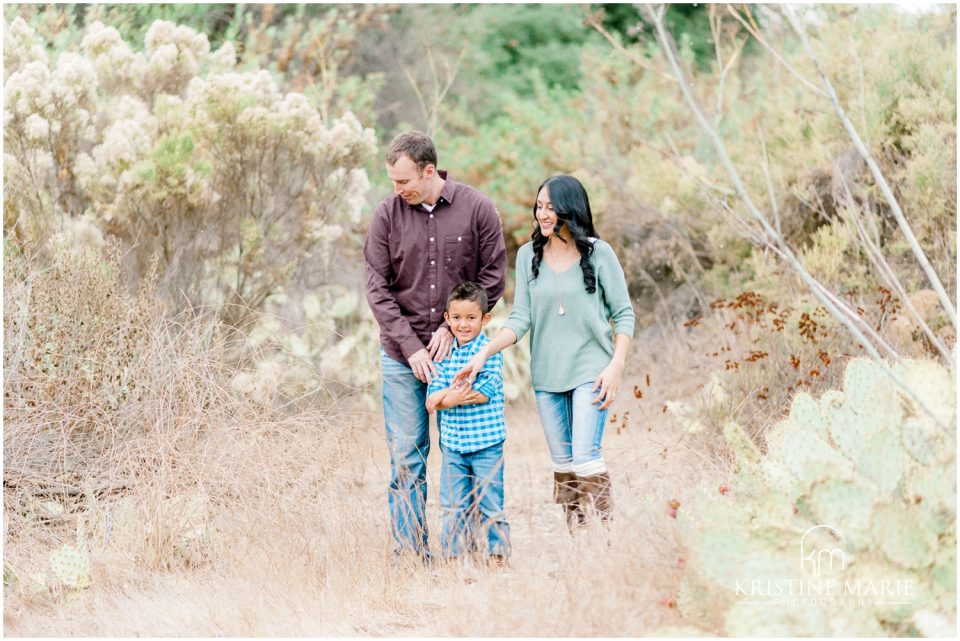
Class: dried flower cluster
5,16,381,404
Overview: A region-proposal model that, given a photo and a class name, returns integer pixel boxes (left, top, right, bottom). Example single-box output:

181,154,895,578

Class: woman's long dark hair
531,175,599,293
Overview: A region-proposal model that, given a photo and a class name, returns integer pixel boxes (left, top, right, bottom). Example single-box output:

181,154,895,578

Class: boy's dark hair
446,281,488,313
386,131,437,174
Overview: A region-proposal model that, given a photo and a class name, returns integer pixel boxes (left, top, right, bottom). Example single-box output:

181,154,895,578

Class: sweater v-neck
542,237,588,273
542,258,580,275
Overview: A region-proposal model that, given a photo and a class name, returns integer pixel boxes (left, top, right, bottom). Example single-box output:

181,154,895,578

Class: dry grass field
4,338,724,636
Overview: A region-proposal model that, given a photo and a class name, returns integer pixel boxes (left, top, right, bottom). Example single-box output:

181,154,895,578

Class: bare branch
726,4,828,98
757,123,782,237
710,7,748,128
400,62,431,133
583,8,674,82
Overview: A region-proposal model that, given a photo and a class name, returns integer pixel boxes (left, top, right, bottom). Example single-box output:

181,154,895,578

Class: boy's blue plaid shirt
428,333,506,453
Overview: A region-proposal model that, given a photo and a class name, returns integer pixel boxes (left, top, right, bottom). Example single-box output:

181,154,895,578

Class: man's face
386,155,434,205
444,299,489,345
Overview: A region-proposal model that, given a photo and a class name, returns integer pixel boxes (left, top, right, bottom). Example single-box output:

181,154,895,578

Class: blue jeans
439,442,511,559
534,382,609,477
380,349,431,558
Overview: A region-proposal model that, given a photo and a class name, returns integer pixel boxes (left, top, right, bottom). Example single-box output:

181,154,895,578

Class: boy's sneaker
487,554,508,570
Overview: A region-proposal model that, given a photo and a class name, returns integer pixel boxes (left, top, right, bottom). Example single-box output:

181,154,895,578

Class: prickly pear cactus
665,358,956,636
48,543,91,590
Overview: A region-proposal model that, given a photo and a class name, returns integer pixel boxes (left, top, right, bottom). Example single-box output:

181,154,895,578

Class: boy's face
444,299,490,345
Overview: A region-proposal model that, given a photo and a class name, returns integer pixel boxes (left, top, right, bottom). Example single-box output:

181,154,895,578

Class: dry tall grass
7,240,952,635
4,241,737,635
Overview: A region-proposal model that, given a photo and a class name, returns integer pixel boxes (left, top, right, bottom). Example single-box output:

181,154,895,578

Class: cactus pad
808,478,877,545
824,398,871,462
774,427,852,486
789,391,829,440
723,420,760,466
872,503,937,570
723,601,820,636
657,356,954,636
843,358,902,430
893,359,956,428
857,430,906,494
692,527,753,586
48,543,91,590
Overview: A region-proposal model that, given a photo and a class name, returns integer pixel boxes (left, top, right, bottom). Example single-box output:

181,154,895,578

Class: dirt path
335,367,711,636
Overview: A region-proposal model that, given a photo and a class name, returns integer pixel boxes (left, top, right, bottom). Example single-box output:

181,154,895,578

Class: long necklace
547,239,575,316
554,268,566,316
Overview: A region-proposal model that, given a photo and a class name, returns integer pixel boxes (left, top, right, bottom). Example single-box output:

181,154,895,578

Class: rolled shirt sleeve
503,245,533,341
471,352,504,400
597,243,635,338
475,199,507,312
427,363,450,396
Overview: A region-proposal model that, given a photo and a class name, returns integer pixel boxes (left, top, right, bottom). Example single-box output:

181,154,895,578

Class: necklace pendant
558,304,566,316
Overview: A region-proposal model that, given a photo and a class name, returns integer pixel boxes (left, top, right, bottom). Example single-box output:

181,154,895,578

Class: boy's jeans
439,441,511,559
381,349,431,558
534,381,609,474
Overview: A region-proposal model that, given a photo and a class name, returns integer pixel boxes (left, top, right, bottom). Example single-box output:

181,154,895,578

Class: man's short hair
386,131,437,173
446,281,488,313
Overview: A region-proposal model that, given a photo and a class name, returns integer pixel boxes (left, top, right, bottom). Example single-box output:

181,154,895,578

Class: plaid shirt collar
452,332,488,355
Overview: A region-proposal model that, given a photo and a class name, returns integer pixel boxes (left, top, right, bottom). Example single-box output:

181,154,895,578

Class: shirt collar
436,170,456,205
412,170,455,212
453,332,488,353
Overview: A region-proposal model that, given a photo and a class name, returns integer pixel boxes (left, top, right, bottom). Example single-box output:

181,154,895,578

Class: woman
453,175,634,531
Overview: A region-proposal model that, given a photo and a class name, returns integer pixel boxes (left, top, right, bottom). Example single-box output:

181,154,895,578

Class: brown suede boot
553,471,585,532
577,472,614,522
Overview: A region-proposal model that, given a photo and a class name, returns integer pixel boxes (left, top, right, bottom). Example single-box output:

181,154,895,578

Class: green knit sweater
504,239,635,393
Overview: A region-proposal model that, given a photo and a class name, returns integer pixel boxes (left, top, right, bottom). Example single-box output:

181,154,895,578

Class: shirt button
431,260,435,265
430,237,434,242
458,236,462,241
431,308,436,312
429,214,434,219
431,284,435,289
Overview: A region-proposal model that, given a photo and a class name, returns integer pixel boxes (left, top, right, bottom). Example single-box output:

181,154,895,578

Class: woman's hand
452,347,489,389
591,360,624,410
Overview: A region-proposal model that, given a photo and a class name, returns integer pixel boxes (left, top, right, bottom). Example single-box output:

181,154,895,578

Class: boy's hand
439,386,467,409
440,386,490,408
425,390,447,413
460,389,489,405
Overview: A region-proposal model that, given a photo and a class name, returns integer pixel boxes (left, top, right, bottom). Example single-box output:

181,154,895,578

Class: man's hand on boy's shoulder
427,326,454,363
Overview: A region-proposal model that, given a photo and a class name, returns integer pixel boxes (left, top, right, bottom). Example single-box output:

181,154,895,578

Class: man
364,131,506,562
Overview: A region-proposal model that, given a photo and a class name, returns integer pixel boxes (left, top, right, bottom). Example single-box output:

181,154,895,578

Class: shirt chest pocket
443,233,475,275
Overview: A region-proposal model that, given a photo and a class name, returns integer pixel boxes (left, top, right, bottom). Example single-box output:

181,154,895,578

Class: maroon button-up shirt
364,171,507,364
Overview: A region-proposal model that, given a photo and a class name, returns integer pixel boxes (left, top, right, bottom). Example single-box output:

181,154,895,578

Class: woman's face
535,186,559,237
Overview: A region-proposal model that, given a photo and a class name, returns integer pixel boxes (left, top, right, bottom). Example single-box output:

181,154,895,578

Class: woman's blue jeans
534,381,609,476
380,349,431,558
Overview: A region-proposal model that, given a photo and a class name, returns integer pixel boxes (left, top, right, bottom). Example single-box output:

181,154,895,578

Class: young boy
426,282,510,566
